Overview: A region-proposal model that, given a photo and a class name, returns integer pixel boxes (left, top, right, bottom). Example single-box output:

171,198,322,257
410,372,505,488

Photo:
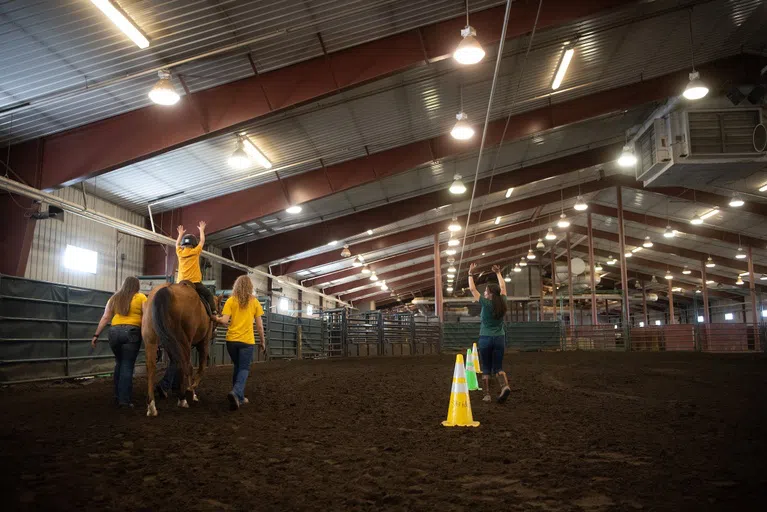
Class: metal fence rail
346,312,381,356
414,316,440,355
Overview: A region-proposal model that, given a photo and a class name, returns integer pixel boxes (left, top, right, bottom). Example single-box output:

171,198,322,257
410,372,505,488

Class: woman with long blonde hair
217,275,267,410
92,276,147,407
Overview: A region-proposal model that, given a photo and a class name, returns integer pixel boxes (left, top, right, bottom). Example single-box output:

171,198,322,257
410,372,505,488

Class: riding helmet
180,233,199,247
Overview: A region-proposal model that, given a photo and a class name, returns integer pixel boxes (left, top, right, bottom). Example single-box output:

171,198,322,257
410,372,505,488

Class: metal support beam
567,231,575,326
748,246,758,322
587,212,598,325
641,280,648,325
434,234,444,321
701,260,710,324
667,276,675,325
616,186,630,328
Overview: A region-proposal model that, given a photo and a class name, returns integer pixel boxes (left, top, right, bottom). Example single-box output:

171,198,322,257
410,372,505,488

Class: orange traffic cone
442,354,480,427
472,342,482,374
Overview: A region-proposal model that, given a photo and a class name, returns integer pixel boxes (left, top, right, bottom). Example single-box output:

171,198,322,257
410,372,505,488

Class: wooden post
566,231,575,326
616,186,630,330
667,277,675,325
587,212,598,325
701,260,710,324
433,234,443,321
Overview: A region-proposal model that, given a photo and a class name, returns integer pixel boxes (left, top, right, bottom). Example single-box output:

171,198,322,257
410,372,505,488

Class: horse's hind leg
145,338,159,417
191,340,209,403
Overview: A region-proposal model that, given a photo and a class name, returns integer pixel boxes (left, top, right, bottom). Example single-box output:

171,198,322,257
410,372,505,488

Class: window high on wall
63,245,97,274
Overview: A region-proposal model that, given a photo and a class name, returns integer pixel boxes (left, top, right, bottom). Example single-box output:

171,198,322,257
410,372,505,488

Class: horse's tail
152,286,183,369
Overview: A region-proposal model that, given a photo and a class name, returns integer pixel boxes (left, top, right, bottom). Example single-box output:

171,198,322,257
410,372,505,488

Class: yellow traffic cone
442,354,480,427
472,342,482,374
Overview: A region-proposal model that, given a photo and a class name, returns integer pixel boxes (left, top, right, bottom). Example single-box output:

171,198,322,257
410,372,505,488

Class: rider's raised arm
175,225,185,248
198,221,206,248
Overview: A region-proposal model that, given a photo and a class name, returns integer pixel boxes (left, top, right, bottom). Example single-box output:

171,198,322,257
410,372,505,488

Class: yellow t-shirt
176,244,203,283
222,296,264,344
111,292,147,327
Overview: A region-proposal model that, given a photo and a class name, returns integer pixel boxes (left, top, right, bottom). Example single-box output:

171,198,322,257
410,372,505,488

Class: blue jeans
108,325,142,405
227,342,255,402
478,335,505,375
158,358,178,394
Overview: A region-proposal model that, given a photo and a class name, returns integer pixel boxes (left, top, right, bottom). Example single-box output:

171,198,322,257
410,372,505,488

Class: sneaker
241,397,249,405
227,392,240,411
497,386,511,404
482,394,492,402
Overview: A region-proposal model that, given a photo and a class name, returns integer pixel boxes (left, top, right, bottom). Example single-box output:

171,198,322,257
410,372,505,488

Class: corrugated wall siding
25,188,145,292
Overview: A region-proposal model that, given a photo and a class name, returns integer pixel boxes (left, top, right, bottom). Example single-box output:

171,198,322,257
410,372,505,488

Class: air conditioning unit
684,108,763,157
634,118,673,184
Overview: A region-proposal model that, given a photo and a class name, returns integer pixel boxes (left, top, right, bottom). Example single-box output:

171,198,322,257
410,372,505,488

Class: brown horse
142,281,220,417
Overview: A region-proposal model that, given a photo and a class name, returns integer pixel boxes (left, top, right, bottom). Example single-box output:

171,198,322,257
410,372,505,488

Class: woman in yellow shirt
217,275,266,410
92,276,147,408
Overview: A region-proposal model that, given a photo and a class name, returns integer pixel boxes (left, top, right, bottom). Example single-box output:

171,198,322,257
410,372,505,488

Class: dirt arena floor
2,351,766,511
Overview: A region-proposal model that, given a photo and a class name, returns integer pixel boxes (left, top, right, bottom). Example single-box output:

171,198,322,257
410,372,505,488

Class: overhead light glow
705,256,715,268
545,227,557,241
341,245,351,258
594,263,603,272
624,252,632,258
513,265,522,273
447,266,456,273
672,287,682,292
527,249,536,260
495,216,501,225
448,217,462,232
557,213,570,228
551,47,575,90
504,276,511,282
573,195,588,211
380,281,388,291
352,256,363,267
519,257,527,267
449,174,467,194
736,275,744,286
286,205,302,214
367,230,373,235
706,279,715,284
643,236,653,248
370,272,379,282
327,240,338,246
447,286,454,293
700,208,719,220
607,255,617,265
450,113,475,140
536,238,545,249
682,266,691,275
663,225,676,238
505,188,514,199
361,265,371,274
690,214,703,225
682,70,709,100
631,247,643,253
617,145,637,167
242,136,272,169
448,238,460,247
91,0,149,49
729,193,745,207
446,248,457,256
759,184,767,193
761,274,767,281
664,270,673,280
736,247,747,259
453,25,485,65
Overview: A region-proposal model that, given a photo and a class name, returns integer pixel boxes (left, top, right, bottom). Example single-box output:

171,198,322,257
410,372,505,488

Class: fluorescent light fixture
631,247,643,253
327,240,338,246
639,321,645,327
700,208,719,220
148,70,179,106
450,113,475,140
505,188,514,199
690,214,703,225
760,184,767,193
285,205,302,214
725,312,734,320
453,26,485,65
91,0,149,49
551,47,575,90
242,136,272,169
683,70,708,100
617,145,637,167
655,320,662,326
698,315,704,322
495,216,501,225
63,245,97,274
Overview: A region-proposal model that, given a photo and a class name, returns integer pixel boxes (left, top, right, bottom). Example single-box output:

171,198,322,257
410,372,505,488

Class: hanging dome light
663,225,675,238
536,238,545,249
448,174,467,194
729,193,745,207
448,238,460,247
513,264,522,273
690,213,703,225
594,262,603,272
341,245,351,258
380,281,388,291
447,265,456,273
617,145,637,167
761,274,767,281
148,70,180,106
361,264,371,274
643,236,653,248
447,257,455,264
527,249,536,260
352,255,363,267
545,227,557,240
228,139,251,170
504,275,511,283
448,217,461,232
736,275,744,286
557,213,570,228
682,266,692,275
651,275,658,284
573,195,588,211
447,273,455,279
736,247,747,259
705,256,715,268
447,286,454,293
682,70,709,100
450,112,475,140
695,288,702,294
519,257,527,268
607,255,617,265
285,205,302,214
446,248,457,256
664,270,673,280
369,271,379,282
453,26,485,65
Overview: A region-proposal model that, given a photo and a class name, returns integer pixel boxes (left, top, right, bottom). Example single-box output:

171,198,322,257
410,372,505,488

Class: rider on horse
176,221,218,318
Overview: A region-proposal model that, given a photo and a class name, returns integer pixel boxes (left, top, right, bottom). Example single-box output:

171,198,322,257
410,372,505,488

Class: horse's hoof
146,400,158,417
192,392,199,403
177,399,189,408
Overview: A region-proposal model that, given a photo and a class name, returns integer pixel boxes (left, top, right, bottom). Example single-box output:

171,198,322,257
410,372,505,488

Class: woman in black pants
92,276,147,408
